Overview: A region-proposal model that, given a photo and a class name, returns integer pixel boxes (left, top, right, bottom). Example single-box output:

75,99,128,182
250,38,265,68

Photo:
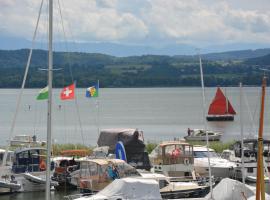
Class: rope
243,87,260,138
56,0,85,145
2,0,44,167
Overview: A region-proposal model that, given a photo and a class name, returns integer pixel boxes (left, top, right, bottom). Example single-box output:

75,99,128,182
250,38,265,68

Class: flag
86,84,99,98
60,83,75,100
36,86,48,100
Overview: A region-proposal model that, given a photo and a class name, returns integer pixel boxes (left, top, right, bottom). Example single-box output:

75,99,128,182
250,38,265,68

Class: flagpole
97,80,100,136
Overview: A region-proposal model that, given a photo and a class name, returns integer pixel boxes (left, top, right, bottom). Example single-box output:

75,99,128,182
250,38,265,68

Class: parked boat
149,140,195,178
69,158,140,192
73,177,162,200
0,177,21,194
138,170,209,199
97,128,151,170
0,149,13,166
184,129,222,141
193,145,236,179
221,139,270,182
206,87,236,121
10,135,46,147
52,150,89,190
0,147,57,193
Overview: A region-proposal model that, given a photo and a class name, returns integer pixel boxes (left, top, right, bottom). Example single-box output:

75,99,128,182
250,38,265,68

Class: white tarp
204,178,268,200
75,177,162,200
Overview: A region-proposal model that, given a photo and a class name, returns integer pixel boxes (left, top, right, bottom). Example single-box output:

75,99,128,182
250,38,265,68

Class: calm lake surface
0,87,270,199
0,87,270,146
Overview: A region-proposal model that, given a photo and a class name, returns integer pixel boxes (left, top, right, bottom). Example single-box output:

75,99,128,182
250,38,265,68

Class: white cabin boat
193,146,236,179
184,129,222,141
149,141,195,178
10,135,46,147
0,147,56,193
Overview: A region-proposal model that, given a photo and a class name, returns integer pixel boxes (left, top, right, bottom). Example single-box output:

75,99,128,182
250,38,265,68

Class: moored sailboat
206,87,236,121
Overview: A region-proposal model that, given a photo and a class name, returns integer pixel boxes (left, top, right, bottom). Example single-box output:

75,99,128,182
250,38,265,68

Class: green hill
0,49,268,88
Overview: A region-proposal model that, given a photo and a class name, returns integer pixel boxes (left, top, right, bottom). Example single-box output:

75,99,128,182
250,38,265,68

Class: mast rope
2,0,44,167
243,88,260,138
56,0,85,145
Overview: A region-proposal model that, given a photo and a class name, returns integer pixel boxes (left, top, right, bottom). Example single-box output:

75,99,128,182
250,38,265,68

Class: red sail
208,87,236,115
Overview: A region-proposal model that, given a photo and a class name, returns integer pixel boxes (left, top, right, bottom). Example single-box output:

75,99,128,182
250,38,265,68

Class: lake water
0,87,270,147
0,87,270,199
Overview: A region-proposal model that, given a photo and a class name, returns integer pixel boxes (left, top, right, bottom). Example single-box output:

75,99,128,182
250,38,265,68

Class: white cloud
0,0,270,46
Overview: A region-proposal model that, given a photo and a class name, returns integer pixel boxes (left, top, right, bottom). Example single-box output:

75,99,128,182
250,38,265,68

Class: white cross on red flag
60,83,75,100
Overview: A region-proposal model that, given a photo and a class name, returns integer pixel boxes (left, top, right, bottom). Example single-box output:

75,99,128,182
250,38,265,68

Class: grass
52,143,93,156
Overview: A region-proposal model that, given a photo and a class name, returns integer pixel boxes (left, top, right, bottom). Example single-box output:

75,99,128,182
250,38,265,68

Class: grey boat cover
97,128,144,151
75,177,162,200
204,178,270,200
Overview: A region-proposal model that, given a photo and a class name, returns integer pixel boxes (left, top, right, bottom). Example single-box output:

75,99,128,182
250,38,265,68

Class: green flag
36,86,49,100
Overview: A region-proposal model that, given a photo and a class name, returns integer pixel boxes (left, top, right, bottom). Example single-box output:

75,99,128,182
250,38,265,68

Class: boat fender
184,158,189,165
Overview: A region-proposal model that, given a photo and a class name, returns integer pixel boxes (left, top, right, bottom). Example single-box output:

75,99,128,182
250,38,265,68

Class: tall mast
46,0,53,199
198,52,213,199
239,82,245,184
256,76,266,200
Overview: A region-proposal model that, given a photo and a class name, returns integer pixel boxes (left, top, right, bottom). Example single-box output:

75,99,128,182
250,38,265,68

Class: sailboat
206,87,236,121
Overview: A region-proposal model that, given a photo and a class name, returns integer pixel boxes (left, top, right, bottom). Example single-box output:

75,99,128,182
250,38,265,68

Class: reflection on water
0,189,78,200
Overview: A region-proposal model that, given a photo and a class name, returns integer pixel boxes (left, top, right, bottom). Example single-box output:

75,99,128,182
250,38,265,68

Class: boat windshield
194,151,218,158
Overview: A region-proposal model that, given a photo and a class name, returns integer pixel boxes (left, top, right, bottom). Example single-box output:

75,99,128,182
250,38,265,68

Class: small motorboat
184,129,222,141
0,178,21,194
23,172,58,187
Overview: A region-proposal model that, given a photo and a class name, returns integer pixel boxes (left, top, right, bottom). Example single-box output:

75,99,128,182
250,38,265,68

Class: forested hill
0,48,270,88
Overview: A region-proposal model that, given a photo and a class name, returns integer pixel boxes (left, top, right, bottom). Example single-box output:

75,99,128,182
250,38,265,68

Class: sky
0,0,270,51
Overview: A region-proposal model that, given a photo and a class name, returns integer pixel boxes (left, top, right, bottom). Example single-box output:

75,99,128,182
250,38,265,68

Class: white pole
46,0,53,199
240,82,245,184
97,80,100,136
198,53,213,199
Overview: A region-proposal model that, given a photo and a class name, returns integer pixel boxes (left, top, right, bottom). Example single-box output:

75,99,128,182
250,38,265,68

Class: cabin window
247,167,253,173
194,151,217,158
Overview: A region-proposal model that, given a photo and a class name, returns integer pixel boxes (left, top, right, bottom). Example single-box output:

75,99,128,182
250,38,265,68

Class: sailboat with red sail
206,87,236,121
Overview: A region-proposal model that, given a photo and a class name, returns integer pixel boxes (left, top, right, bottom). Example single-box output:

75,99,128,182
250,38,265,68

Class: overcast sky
0,0,270,48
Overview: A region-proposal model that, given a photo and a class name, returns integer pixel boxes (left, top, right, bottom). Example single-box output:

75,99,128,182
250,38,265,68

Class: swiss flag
60,83,75,100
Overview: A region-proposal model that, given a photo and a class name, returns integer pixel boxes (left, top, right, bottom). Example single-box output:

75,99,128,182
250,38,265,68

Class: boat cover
204,178,266,200
97,129,144,151
75,178,162,200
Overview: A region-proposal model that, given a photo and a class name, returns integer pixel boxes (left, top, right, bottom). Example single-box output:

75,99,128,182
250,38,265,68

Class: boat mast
256,76,266,200
239,82,245,184
198,52,213,199
46,0,53,199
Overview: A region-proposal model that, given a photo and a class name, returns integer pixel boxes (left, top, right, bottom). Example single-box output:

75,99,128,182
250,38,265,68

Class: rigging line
57,0,74,81
57,0,85,145
2,0,44,166
74,81,86,146
243,87,258,137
